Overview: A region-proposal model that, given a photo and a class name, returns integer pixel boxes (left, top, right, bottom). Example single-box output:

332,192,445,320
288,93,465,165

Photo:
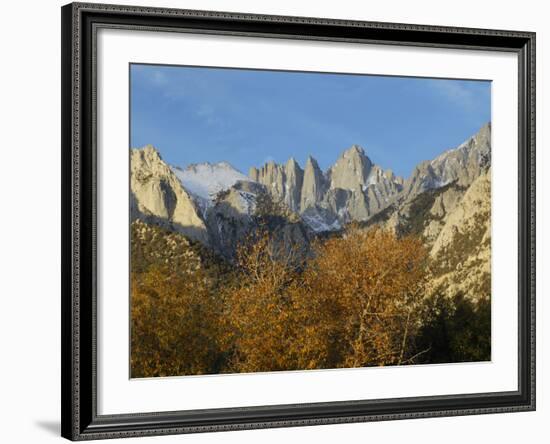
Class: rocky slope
247,122,490,233
130,146,209,244
428,169,491,303
131,219,215,275
130,123,491,271
250,145,405,231
131,147,312,259
364,167,491,303
399,122,490,202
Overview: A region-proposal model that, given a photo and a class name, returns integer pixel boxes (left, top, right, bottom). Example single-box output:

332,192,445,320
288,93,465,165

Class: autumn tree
131,264,223,377
224,225,429,373
223,229,304,373
289,226,429,369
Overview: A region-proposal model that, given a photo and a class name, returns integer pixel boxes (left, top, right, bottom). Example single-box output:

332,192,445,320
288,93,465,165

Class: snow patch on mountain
301,207,342,233
172,162,251,202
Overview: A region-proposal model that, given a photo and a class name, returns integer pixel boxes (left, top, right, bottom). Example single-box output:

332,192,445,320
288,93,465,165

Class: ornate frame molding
61,2,535,440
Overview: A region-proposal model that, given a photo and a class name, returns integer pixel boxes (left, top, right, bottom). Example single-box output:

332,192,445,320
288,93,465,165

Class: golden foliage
291,226,428,369
222,230,303,372
131,224,485,378
223,226,428,373
130,265,223,377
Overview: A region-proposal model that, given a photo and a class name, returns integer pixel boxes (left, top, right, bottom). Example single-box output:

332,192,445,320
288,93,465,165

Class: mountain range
130,122,491,282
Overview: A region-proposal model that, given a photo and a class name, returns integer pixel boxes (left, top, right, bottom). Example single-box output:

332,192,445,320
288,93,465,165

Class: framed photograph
61,2,536,440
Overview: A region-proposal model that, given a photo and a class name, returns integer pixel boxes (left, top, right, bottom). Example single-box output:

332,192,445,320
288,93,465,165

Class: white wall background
0,0,545,443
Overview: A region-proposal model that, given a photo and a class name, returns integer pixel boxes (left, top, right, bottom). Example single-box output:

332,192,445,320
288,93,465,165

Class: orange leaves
131,226,431,377
130,264,223,378
224,227,429,373
320,227,429,367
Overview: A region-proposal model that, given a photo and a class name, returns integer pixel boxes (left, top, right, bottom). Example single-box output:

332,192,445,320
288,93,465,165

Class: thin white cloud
138,68,185,100
430,80,480,111
149,69,168,86
195,104,228,128
196,104,214,117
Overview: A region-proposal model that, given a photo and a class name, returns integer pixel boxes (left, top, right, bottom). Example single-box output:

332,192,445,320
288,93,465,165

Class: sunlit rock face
400,123,491,202
131,124,490,243
130,145,209,244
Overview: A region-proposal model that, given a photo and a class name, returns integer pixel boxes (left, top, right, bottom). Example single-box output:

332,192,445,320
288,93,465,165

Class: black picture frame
61,2,536,440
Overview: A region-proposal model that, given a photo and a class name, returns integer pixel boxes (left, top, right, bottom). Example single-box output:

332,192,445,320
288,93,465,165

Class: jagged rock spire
300,156,326,211
329,144,373,191
284,157,304,212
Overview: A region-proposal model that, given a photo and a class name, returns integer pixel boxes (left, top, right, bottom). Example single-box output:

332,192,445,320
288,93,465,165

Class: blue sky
130,64,490,178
